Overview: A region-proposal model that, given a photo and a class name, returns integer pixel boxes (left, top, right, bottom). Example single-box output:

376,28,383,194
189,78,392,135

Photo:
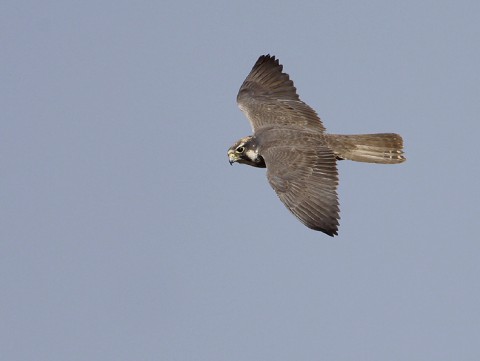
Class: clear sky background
2,1,479,360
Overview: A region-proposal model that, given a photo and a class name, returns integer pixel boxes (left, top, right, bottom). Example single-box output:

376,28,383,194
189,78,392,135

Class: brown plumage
228,55,405,236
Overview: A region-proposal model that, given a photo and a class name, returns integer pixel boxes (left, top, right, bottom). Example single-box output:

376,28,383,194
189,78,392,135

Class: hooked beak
228,151,237,166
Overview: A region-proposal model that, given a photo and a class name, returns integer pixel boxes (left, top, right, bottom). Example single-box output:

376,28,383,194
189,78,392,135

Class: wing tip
308,224,339,237
253,54,281,70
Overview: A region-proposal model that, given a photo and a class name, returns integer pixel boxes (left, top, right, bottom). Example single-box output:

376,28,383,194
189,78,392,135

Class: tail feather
326,133,406,164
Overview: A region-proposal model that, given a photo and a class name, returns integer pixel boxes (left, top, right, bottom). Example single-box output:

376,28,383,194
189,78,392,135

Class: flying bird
228,55,405,236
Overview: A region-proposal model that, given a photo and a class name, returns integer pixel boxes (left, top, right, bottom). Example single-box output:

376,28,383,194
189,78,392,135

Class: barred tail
326,133,406,164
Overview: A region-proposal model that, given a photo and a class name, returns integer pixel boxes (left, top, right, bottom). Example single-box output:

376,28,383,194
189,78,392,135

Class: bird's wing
262,145,339,236
237,55,326,133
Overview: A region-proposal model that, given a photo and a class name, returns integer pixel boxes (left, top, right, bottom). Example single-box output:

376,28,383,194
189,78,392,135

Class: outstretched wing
237,55,326,133
262,145,340,236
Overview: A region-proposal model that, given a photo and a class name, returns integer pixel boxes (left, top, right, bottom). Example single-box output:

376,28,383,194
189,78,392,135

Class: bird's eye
236,146,245,153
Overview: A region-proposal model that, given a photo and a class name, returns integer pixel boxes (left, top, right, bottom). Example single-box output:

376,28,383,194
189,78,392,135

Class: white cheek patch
245,149,258,161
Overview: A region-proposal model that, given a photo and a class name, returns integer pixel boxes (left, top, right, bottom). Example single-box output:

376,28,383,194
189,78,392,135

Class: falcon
228,55,405,236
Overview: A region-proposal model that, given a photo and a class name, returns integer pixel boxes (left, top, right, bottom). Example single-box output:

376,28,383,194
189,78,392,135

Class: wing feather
237,55,326,133
262,145,340,236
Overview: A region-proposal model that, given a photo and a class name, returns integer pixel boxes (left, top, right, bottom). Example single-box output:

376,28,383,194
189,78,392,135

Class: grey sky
2,0,479,360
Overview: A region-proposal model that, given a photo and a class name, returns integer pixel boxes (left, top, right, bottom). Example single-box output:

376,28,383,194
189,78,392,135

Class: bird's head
227,136,266,168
